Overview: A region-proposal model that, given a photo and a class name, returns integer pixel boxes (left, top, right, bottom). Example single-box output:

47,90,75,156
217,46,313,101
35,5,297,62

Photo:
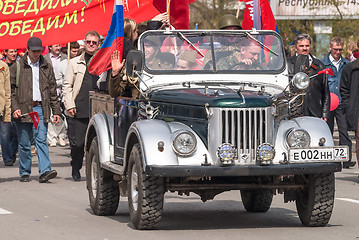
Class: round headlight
286,129,310,148
217,143,237,164
292,72,310,90
257,143,275,165
172,130,197,156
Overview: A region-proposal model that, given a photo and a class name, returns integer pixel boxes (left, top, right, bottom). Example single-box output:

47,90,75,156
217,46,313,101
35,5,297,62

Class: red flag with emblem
28,112,40,130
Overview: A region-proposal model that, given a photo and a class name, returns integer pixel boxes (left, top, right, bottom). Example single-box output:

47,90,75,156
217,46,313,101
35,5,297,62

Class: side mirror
126,50,144,78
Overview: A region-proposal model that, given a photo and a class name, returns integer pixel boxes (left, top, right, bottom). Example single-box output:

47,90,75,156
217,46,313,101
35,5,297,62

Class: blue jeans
0,118,18,163
16,106,52,177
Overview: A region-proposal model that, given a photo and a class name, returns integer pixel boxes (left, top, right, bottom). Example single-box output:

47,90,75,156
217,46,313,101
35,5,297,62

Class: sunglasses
332,48,343,52
85,40,98,45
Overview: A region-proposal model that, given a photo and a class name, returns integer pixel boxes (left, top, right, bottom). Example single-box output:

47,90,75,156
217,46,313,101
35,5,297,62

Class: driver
216,39,262,70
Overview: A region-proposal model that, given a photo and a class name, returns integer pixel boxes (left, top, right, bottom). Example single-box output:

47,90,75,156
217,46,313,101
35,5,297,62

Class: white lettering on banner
245,1,254,21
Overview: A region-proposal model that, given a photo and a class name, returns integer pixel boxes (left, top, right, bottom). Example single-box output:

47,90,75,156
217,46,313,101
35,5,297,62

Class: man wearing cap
10,37,61,183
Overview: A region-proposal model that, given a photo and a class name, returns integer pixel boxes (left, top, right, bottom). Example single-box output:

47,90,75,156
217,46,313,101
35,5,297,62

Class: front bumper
145,162,342,177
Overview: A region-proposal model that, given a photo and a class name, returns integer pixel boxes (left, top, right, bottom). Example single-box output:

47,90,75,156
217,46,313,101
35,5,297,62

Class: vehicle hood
149,88,271,108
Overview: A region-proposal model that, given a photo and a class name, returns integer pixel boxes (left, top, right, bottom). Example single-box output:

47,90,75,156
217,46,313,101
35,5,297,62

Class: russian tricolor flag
89,0,124,76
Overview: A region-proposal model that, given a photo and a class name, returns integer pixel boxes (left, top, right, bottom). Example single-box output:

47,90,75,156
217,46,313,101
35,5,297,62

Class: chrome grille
208,107,274,164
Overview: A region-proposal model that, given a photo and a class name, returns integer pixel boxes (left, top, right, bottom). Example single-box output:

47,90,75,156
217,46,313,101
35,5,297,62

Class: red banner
0,0,164,50
0,0,113,50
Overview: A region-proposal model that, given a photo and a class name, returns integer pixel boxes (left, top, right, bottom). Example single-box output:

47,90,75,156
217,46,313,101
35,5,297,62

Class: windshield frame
139,29,286,75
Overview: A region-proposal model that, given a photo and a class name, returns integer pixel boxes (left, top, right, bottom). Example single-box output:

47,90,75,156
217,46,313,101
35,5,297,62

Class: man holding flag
10,37,61,183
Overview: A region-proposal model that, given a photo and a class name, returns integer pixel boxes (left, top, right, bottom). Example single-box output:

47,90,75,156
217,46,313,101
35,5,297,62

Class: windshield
140,30,285,73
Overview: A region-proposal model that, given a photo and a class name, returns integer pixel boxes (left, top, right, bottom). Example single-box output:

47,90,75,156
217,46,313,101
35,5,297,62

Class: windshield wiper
177,32,205,57
244,32,278,56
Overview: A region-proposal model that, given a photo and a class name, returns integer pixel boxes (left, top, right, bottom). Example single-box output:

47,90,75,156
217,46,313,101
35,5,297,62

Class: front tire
86,137,119,215
241,189,273,212
296,173,335,227
128,143,164,230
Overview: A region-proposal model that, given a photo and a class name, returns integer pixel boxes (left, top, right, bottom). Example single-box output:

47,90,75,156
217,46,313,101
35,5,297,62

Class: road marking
336,198,359,204
0,208,12,214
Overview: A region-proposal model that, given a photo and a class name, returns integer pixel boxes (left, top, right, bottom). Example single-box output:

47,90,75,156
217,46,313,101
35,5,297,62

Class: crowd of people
1,13,359,183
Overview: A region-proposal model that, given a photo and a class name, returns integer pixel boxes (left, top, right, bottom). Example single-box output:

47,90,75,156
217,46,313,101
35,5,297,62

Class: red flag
241,0,278,32
123,0,160,23
153,0,195,29
0,0,113,50
28,112,40,130
318,68,335,76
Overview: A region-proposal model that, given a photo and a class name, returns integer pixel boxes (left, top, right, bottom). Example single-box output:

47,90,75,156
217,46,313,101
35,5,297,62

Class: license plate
289,146,348,163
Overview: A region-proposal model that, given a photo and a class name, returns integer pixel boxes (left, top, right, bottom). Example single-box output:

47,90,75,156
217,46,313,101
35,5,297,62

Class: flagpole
253,0,261,29
236,1,241,19
67,42,70,62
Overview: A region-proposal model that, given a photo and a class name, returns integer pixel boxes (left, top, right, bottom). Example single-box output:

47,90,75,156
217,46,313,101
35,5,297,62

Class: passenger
216,38,262,70
218,14,242,30
108,49,138,98
144,38,174,70
203,15,243,69
176,50,197,70
124,18,138,48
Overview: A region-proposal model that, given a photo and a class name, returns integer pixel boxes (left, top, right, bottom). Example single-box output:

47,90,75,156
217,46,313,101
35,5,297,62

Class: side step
101,161,123,175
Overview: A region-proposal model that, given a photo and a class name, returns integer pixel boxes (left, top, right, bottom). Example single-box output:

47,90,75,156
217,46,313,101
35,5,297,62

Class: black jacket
340,58,359,130
287,54,330,119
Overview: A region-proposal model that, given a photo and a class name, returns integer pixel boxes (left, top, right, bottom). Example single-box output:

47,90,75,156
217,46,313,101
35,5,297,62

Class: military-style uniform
146,54,174,70
216,52,263,71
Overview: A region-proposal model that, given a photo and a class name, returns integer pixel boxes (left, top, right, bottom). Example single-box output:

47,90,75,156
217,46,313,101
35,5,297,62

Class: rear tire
241,189,273,212
86,137,119,215
296,173,335,227
128,143,164,229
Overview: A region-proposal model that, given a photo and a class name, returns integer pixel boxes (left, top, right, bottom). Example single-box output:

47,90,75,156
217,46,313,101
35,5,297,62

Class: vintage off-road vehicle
85,29,348,229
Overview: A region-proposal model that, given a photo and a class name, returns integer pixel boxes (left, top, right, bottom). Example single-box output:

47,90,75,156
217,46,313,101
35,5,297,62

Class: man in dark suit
287,34,330,121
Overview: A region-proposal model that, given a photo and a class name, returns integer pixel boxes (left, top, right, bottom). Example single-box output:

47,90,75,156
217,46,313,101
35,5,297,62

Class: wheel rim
130,163,139,211
91,155,98,198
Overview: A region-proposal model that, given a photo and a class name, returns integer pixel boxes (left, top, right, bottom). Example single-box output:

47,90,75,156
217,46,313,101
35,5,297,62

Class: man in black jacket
340,44,359,170
287,34,330,120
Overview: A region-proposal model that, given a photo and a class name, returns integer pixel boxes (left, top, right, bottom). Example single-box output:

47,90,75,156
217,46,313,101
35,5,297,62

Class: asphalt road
0,146,359,240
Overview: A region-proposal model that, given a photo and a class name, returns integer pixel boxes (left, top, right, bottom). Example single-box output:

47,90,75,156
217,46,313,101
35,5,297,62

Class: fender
85,113,114,164
125,119,212,170
273,116,334,163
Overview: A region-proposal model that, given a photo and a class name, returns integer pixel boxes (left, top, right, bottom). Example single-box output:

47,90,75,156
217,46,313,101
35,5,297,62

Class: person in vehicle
218,14,243,30
144,38,174,70
176,50,197,70
216,38,262,70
